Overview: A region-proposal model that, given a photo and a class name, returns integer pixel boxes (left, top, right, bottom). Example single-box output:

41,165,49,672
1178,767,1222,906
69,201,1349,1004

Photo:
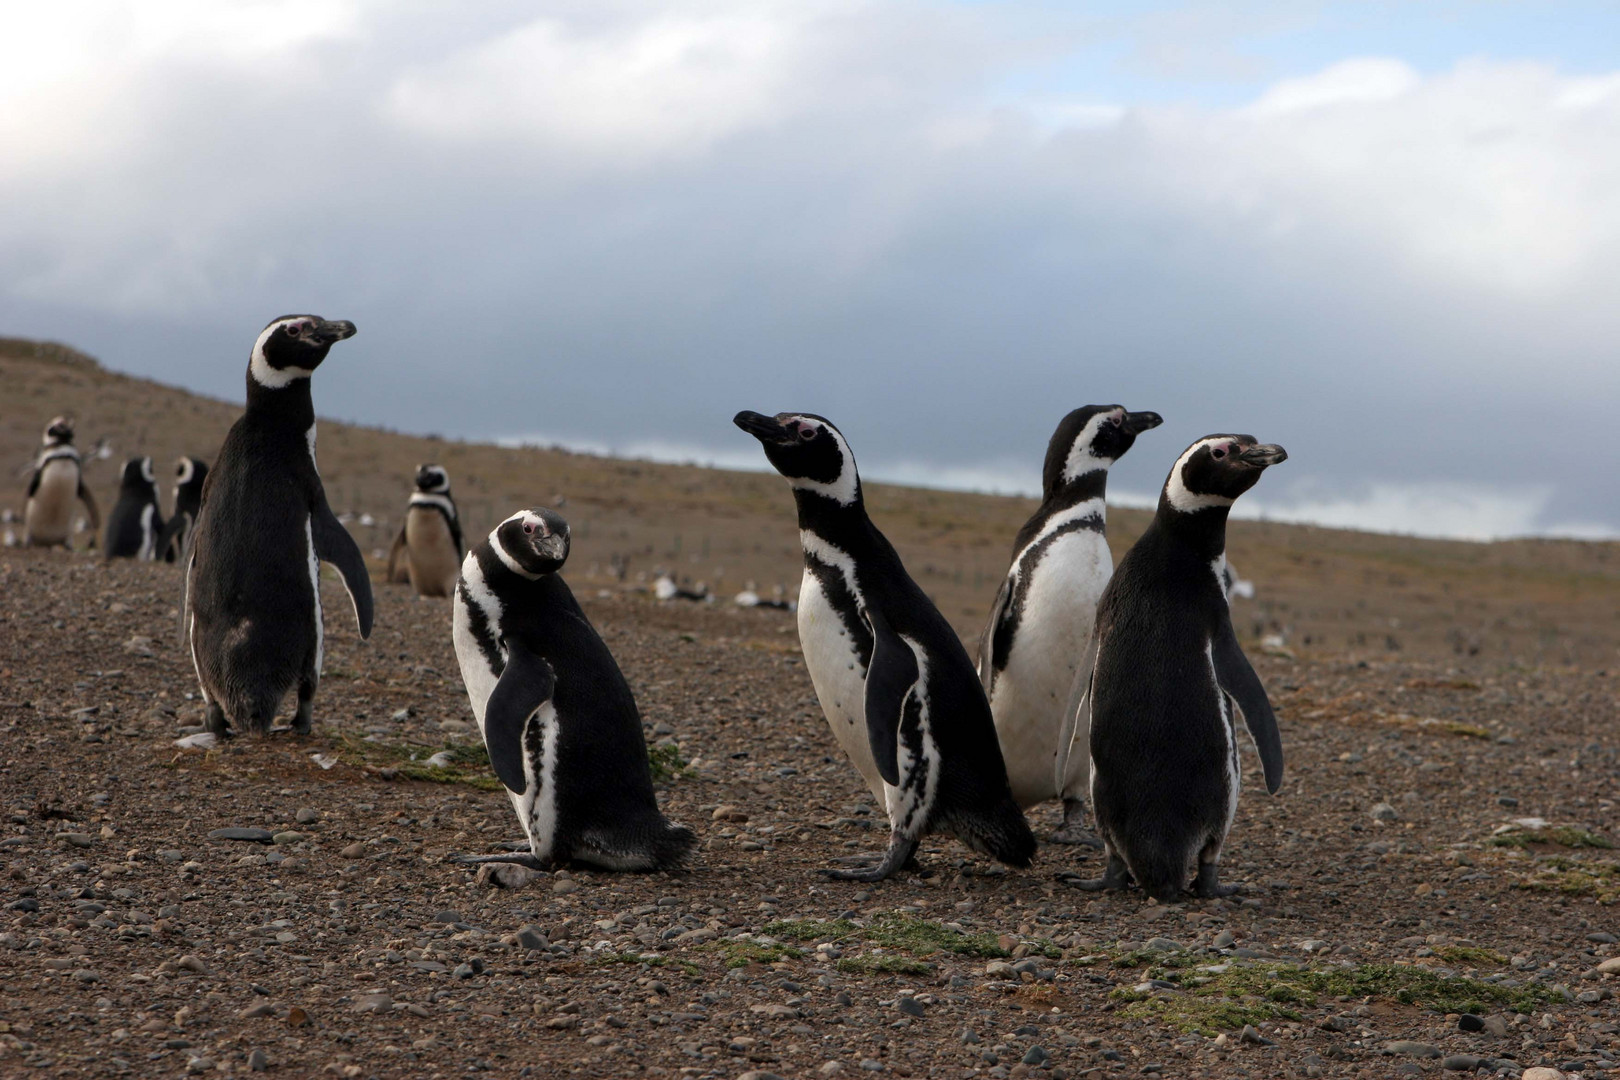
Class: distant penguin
1075,434,1287,901
156,457,209,562
104,457,165,560
385,464,463,597
22,416,100,549
735,410,1035,881
450,508,695,871
184,315,373,738
977,405,1161,845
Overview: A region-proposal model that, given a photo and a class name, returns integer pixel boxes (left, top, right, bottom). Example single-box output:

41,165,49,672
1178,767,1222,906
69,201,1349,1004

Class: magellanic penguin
450,508,696,871
23,416,101,549
104,457,165,560
385,464,463,597
156,457,209,562
735,410,1036,881
977,405,1161,845
184,315,373,737
1075,434,1287,901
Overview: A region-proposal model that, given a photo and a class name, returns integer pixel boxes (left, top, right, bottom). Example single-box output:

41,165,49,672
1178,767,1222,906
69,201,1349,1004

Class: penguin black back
157,457,208,562
105,456,164,560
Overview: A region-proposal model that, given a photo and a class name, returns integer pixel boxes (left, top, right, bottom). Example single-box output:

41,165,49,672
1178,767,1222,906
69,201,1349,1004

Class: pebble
1021,1047,1048,1066
1521,1070,1567,1080
1240,1025,1274,1047
1371,803,1400,822
1458,1014,1485,1032
270,831,303,845
248,1049,268,1072
339,842,366,859
897,997,925,1018
294,808,319,824
818,1064,844,1077
351,993,392,1014
1595,957,1620,974
475,863,538,889
858,1061,884,1073
240,1002,276,1019
208,828,275,843
516,926,549,951
552,879,580,895
737,1073,786,1080
56,833,95,848
1442,1055,1484,1071
430,910,463,925
1212,930,1235,948
1385,1041,1442,1058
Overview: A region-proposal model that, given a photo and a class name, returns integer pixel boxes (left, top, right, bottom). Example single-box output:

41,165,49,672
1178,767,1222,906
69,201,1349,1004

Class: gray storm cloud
2,3,1618,538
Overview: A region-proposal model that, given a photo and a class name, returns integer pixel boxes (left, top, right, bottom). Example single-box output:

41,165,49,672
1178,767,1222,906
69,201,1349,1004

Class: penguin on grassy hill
1073,434,1286,901
156,456,208,562
104,456,164,560
22,416,100,549
450,508,695,871
977,404,1161,845
183,315,373,738
735,410,1035,881
385,464,463,597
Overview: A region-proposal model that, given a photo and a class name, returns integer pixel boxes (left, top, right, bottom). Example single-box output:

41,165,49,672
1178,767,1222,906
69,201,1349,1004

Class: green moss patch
1512,856,1620,903
836,955,932,976
718,941,803,968
1433,946,1508,967
763,914,1012,959
647,743,691,783
1489,826,1613,850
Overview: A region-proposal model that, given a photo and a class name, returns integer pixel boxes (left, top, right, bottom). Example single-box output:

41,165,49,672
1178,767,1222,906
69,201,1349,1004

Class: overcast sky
3,1,1618,539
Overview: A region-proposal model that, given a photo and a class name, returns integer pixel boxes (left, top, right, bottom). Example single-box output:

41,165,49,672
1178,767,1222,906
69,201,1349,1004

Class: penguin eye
284,323,302,337
523,523,534,535
1110,415,1122,427
1211,446,1226,460
798,425,816,442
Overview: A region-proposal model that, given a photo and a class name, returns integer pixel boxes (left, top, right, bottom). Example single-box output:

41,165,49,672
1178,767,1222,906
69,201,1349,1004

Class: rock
452,962,480,979
56,832,95,848
429,910,463,925
351,993,392,1014
177,954,209,974
1482,1015,1509,1038
858,1061,884,1073
984,961,1015,978
1595,957,1620,974
1022,1047,1048,1066
185,1057,215,1073
339,842,366,859
1521,1070,1567,1080
712,805,748,822
818,1064,844,1077
1458,1014,1485,1032
749,1003,798,1018
897,997,924,1017
737,1073,786,1080
516,926,549,951
1442,1056,1484,1071
240,1002,276,1019
1212,930,1235,949
270,831,303,845
208,828,275,843
1240,1025,1275,1047
544,1015,579,1030
294,807,319,825
7,898,39,912
72,969,100,983
1385,1041,1442,1058
248,1048,269,1072
552,879,580,895
1371,803,1399,822
285,1007,309,1028
475,863,538,889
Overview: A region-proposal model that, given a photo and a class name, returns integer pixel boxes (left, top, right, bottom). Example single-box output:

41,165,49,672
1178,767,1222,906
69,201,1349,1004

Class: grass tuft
647,743,691,783
1433,946,1508,967
836,955,932,976
1490,826,1614,850
763,914,1011,959
718,941,803,969
1512,856,1620,903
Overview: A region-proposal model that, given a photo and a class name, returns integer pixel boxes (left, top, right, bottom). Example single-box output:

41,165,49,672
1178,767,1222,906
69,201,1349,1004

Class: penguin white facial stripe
249,318,316,389
787,418,860,506
177,459,195,485
491,534,537,579
1164,439,1237,513
1060,412,1118,484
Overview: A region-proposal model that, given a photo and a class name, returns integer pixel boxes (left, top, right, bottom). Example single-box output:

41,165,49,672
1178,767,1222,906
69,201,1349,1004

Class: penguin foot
452,852,551,870
292,697,313,735
204,703,230,738
819,834,918,882
1047,825,1104,848
1067,853,1130,892
1193,862,1241,898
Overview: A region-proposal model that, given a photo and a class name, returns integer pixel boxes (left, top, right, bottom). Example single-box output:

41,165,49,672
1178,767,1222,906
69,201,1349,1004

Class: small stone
208,828,275,843
897,997,924,1018
1240,1025,1274,1047
7,898,39,912
1458,1014,1485,1032
712,805,748,822
552,879,580,895
1385,1040,1442,1058
1021,1046,1048,1066
271,831,303,845
248,1048,269,1072
858,1061,884,1073
285,1007,309,1028
430,910,463,925
736,1073,786,1080
544,1015,579,1030
750,1003,798,1018
818,1064,844,1078
72,969,100,983
57,832,96,848
1441,1056,1483,1072
185,1057,215,1074
1521,1070,1567,1080
177,954,209,974
452,963,479,979
1595,957,1620,974
294,808,319,825
475,863,538,889
351,993,392,1014
1212,930,1235,949
984,961,1015,978
1370,803,1399,822
1482,1015,1508,1038
240,1002,276,1019
339,842,366,859
516,926,549,951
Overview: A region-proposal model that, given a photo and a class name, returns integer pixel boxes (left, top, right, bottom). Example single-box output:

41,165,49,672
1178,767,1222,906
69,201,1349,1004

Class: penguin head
1162,434,1288,514
415,464,451,494
120,456,155,489
492,508,570,578
42,416,75,446
176,456,206,487
1046,405,1163,494
733,410,860,506
248,314,358,390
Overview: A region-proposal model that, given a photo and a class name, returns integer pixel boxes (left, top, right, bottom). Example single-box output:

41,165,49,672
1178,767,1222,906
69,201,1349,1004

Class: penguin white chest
405,506,460,594
796,572,884,802
451,579,502,723
26,459,80,541
990,528,1111,805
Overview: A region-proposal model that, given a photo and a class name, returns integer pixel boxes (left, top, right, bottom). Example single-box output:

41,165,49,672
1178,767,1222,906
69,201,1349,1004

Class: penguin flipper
78,481,101,547
385,524,407,582
311,502,375,638
1212,620,1284,794
976,573,1013,692
448,509,464,559
483,638,556,795
862,608,917,788
26,468,40,498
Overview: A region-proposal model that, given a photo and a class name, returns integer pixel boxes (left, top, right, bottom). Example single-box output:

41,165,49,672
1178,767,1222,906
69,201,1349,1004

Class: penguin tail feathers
943,800,1037,869
573,819,696,873
647,820,698,871
1122,844,1192,904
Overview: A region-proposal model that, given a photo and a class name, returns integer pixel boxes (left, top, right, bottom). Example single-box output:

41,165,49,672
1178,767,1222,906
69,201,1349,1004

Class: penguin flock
14,313,1292,902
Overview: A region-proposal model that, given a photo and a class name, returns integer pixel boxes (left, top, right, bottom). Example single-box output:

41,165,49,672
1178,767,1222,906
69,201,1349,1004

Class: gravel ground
3,547,1620,1079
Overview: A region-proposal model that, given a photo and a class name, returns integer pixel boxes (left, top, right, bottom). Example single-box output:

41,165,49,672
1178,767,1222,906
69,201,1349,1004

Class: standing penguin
385,464,463,596
978,405,1161,845
451,508,695,870
104,457,165,560
735,410,1035,881
156,457,209,562
22,416,100,549
184,315,373,738
1076,434,1287,901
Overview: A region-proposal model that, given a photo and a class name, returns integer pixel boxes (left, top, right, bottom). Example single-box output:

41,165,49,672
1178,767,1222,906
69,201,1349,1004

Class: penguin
184,315,373,738
450,508,696,871
22,416,100,549
734,410,1036,881
385,464,463,597
1074,434,1287,901
156,457,209,562
103,457,165,561
977,405,1162,845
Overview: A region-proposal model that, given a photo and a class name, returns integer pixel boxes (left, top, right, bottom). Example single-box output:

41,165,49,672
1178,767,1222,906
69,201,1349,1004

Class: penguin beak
313,320,357,344
1123,411,1163,435
733,411,794,444
1238,443,1288,467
